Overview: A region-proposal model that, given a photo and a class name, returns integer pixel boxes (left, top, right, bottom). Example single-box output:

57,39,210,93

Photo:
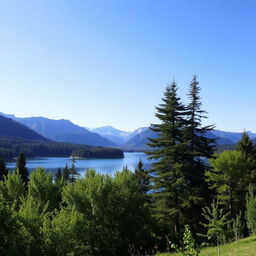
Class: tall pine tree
236,132,256,186
16,152,29,184
147,82,188,235
0,158,8,181
134,159,150,201
183,75,216,228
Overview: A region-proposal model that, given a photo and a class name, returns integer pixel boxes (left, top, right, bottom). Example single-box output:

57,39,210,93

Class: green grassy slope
157,235,256,256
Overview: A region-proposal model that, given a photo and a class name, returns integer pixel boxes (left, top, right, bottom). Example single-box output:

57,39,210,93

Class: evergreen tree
246,186,256,235
183,75,216,227
63,164,70,182
134,159,150,200
237,132,256,159
16,152,29,184
55,168,62,183
236,132,256,185
0,158,8,181
147,82,188,235
69,157,79,182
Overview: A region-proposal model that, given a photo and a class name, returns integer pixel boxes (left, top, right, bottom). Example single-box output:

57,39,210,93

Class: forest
0,136,124,160
1,75,256,255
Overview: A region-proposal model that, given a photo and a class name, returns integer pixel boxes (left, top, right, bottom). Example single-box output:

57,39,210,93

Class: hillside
0,115,48,141
157,235,256,256
1,114,116,147
91,126,131,145
124,127,250,148
0,115,123,160
0,136,124,160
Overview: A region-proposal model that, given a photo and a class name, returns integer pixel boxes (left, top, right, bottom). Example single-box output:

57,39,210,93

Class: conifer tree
237,132,256,159
63,164,70,182
147,82,188,235
55,168,62,183
0,158,8,181
16,152,29,184
183,75,216,225
69,157,79,183
237,132,256,185
134,159,150,199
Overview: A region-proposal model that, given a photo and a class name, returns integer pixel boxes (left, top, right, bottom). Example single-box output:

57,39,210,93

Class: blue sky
0,0,256,131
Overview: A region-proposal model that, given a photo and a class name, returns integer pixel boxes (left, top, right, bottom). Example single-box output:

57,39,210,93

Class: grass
156,235,256,256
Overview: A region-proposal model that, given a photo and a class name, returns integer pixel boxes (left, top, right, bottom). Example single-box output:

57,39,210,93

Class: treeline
0,136,124,160
0,155,154,255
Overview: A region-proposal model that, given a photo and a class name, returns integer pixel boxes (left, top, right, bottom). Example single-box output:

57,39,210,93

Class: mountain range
0,114,123,160
1,112,255,149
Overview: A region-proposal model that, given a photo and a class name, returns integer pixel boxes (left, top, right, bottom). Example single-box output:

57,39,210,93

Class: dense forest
0,136,124,160
1,76,256,255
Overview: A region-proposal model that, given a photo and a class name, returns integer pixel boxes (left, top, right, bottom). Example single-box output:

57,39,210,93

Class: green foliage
147,82,188,234
236,132,256,159
16,152,29,184
0,195,25,255
134,159,150,198
232,211,244,241
200,200,230,246
206,150,252,216
246,186,256,234
0,158,8,181
0,136,124,160
42,206,88,255
28,168,61,211
170,225,200,256
0,170,25,205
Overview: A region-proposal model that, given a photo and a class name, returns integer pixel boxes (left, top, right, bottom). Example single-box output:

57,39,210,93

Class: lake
7,152,152,176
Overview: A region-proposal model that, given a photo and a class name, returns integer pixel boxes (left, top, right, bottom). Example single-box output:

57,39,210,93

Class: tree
183,75,216,227
0,195,25,255
0,158,8,181
200,200,230,255
246,186,256,235
170,224,200,256
0,171,25,205
69,157,79,182
28,168,59,211
237,132,256,159
16,152,29,184
206,150,252,217
55,168,62,183
147,82,188,235
63,164,70,182
134,159,150,199
236,132,256,185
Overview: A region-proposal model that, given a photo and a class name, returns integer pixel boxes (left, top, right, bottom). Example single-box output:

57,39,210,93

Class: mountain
90,126,131,145
0,115,123,160
126,127,148,141
0,114,116,147
124,127,248,149
90,126,149,145
0,115,48,141
124,128,156,148
211,130,256,143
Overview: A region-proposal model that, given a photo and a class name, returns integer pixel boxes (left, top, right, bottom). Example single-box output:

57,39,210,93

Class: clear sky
0,0,256,132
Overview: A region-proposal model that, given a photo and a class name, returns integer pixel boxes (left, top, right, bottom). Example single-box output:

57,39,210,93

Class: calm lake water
7,152,152,176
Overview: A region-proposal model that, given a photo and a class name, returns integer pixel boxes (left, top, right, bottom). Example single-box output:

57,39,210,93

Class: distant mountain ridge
0,113,116,147
0,114,123,160
123,127,256,149
0,115,48,141
2,112,255,149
